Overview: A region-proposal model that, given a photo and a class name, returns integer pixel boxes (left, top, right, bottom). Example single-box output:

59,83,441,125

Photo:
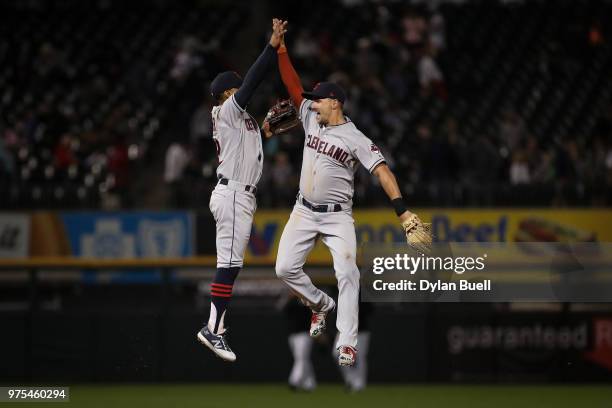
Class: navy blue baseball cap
210,71,243,98
302,82,346,104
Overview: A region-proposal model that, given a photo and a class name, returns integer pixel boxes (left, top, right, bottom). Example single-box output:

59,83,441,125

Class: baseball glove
402,214,433,254
264,99,300,135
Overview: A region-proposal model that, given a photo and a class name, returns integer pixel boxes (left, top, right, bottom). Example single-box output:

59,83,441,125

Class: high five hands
270,18,288,48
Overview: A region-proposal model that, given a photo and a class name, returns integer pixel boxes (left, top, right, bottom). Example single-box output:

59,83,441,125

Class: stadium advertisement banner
245,209,612,264
0,214,30,258
30,211,194,259
58,212,194,258
433,312,612,380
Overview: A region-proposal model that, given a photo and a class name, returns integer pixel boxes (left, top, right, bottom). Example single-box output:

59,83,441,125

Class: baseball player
274,32,422,367
197,19,288,362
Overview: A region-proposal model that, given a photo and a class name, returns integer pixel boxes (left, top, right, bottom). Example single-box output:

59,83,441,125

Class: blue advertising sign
61,212,194,258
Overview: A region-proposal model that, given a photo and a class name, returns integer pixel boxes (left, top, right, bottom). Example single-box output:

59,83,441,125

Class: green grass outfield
4,384,612,408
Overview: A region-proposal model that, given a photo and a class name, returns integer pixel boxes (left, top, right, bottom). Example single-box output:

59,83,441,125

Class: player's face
225,88,238,98
218,88,239,104
311,98,332,125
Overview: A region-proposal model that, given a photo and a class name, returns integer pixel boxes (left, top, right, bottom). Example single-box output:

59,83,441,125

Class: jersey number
245,118,257,131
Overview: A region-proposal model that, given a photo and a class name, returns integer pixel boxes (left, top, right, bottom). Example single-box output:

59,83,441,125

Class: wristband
391,197,408,217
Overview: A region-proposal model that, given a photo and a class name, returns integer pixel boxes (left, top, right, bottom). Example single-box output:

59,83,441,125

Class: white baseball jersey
209,93,262,269
275,98,387,350
211,94,264,186
298,99,385,204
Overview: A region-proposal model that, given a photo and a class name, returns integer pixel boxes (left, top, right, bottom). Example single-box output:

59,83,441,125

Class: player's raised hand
279,19,287,47
269,18,288,48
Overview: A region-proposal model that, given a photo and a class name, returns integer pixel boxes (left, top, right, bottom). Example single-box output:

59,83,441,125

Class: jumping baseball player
274,32,426,367
197,19,288,362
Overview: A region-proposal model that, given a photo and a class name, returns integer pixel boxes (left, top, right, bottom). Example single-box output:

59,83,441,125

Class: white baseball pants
276,202,360,349
209,183,256,268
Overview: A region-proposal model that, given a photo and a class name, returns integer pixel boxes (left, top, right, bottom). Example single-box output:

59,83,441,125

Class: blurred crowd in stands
248,0,612,207
1,0,611,209
0,0,243,208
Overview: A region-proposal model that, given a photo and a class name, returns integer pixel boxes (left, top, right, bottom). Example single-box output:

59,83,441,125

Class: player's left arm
372,163,414,222
234,19,287,109
352,134,414,221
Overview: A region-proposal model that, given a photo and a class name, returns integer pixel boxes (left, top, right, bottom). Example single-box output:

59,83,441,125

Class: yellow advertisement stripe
246,209,612,265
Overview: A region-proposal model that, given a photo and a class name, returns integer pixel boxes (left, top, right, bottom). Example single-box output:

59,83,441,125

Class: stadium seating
1,0,610,208
0,0,246,208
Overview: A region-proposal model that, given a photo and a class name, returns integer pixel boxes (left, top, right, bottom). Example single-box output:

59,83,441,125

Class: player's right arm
277,38,304,108
234,19,287,110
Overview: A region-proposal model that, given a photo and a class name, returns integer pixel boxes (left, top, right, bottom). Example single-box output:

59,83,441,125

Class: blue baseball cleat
197,325,236,362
